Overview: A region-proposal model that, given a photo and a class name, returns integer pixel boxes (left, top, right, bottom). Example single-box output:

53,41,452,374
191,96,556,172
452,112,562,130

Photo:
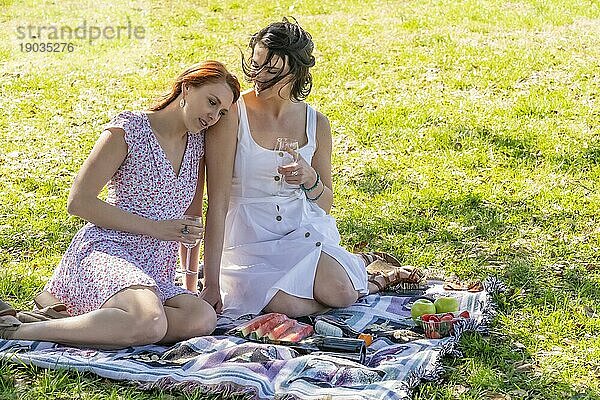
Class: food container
417,311,470,339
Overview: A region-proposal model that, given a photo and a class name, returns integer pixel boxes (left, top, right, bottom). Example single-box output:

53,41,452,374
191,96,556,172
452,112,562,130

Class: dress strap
236,97,251,144
306,104,317,147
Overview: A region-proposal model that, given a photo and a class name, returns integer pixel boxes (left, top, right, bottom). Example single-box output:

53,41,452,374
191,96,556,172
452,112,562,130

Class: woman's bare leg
263,291,328,318
312,252,361,306
6,286,167,349
264,253,362,317
159,294,217,344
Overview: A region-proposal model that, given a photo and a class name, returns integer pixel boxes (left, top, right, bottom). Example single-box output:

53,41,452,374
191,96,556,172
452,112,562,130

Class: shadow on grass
452,121,600,171
489,134,539,162
337,190,514,255
414,330,600,400
551,142,600,172
347,166,394,196
449,122,541,164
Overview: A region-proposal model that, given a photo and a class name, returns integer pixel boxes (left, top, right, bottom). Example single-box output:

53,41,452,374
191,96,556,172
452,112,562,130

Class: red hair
150,61,240,111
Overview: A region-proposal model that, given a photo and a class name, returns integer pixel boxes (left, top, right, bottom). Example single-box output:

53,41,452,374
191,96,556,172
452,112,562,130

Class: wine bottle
303,335,367,364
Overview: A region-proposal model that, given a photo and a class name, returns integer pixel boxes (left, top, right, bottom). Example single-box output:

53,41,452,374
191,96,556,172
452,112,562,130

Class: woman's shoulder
304,103,329,134
301,100,326,122
104,111,149,148
106,110,147,128
314,109,330,126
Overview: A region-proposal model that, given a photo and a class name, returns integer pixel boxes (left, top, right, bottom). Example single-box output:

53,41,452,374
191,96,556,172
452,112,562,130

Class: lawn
1,0,600,398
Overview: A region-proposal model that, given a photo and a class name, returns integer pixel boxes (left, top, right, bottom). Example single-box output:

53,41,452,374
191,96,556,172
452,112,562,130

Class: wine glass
180,215,203,275
276,137,299,167
275,137,299,194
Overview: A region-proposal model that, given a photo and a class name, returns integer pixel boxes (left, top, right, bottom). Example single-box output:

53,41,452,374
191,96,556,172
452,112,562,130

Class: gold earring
179,98,186,108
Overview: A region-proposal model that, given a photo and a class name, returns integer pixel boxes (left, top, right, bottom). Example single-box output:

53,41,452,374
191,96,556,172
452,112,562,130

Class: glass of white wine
275,137,299,195
180,215,203,275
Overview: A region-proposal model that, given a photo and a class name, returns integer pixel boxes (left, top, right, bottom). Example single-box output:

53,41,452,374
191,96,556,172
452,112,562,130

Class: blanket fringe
139,377,259,400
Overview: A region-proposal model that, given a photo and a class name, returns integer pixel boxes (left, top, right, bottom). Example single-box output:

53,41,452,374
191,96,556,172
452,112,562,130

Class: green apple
411,299,436,320
434,296,459,314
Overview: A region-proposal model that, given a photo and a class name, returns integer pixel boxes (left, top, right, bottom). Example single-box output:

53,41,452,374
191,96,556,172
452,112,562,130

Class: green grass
2,0,600,398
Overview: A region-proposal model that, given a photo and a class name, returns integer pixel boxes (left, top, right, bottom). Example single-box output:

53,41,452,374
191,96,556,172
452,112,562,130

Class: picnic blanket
0,277,505,399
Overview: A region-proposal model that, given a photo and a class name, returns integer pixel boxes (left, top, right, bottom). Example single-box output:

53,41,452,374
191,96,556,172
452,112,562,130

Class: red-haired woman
0,61,240,348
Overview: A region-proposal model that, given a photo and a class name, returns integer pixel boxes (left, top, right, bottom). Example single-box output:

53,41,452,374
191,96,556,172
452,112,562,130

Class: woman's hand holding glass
277,147,317,187
179,215,203,276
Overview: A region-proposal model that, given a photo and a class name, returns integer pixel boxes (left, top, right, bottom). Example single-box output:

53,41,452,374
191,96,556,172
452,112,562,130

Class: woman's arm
201,103,239,313
67,128,202,244
180,158,205,293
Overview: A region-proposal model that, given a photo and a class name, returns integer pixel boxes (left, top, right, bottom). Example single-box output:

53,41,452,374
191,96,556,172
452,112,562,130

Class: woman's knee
127,307,169,345
264,292,318,318
314,254,359,308
103,286,168,345
185,300,217,337
314,280,358,308
162,296,217,342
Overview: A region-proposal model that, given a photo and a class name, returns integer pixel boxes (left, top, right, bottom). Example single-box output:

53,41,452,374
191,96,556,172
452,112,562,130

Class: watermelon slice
239,313,282,337
254,314,288,338
267,319,296,340
276,326,296,342
279,323,314,342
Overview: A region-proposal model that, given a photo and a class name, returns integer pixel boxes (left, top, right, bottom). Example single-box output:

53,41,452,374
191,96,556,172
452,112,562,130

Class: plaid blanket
0,278,504,399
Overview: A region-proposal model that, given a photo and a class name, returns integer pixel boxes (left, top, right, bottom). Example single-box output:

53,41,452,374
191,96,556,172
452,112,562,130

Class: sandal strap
359,253,379,266
367,264,398,292
359,252,403,269
0,300,16,317
368,278,385,292
369,263,426,291
0,317,21,340
405,268,423,284
372,252,402,268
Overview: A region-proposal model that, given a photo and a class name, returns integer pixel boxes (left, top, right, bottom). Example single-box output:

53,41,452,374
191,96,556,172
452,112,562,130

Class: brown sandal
0,300,16,317
33,291,64,310
443,281,484,292
365,261,426,292
0,315,21,340
359,252,402,268
1,293,70,324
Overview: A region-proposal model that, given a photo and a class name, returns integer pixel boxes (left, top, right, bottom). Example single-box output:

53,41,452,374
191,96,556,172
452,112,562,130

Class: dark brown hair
150,60,240,111
242,18,315,102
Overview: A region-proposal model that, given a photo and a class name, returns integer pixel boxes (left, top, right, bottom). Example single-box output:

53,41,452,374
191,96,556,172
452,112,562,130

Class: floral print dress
45,111,204,316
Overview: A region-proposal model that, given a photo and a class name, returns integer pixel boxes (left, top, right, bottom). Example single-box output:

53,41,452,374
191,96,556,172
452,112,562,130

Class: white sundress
220,97,368,317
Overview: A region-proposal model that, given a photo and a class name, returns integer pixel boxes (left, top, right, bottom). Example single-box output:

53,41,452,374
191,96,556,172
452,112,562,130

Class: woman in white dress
204,19,423,318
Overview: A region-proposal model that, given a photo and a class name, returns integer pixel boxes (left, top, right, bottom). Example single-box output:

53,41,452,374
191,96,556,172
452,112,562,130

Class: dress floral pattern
45,111,205,316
